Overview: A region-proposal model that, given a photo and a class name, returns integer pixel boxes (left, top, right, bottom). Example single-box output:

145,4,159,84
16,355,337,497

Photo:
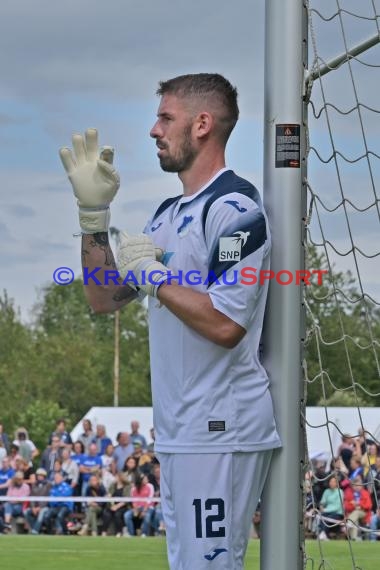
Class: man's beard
159,125,197,173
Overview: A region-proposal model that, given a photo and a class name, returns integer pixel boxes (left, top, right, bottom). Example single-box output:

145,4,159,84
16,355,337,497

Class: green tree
304,246,380,406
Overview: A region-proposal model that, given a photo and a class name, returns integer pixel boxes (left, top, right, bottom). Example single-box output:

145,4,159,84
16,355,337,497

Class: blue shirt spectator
0,458,15,495
92,424,112,456
80,443,102,483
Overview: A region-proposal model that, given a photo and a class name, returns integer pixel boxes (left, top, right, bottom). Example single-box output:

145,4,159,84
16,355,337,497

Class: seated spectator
0,457,15,495
130,421,147,450
148,462,164,535
9,444,22,470
40,435,63,478
317,476,344,540
101,443,116,476
24,468,51,535
78,419,94,454
12,428,39,466
71,441,85,466
369,506,380,542
48,419,73,451
79,443,102,496
44,472,73,535
122,456,139,487
123,473,155,537
362,442,378,478
311,460,329,506
16,458,36,487
3,471,30,531
78,474,106,536
71,441,85,513
48,459,66,483
0,441,7,466
102,472,132,537
61,448,79,492
343,476,372,540
92,425,112,456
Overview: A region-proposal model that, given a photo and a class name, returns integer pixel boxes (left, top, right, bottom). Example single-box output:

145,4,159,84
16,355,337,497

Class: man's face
150,94,197,173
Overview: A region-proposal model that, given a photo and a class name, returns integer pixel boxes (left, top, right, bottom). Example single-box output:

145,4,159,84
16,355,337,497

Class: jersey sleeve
204,192,270,329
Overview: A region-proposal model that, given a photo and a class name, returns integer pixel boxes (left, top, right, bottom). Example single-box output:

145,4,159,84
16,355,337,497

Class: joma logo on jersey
219,231,250,261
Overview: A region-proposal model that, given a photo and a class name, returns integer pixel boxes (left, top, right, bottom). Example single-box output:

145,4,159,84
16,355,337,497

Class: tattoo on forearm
82,232,115,267
112,287,136,303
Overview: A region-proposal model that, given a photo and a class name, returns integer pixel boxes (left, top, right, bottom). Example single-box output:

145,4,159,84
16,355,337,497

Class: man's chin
159,159,179,173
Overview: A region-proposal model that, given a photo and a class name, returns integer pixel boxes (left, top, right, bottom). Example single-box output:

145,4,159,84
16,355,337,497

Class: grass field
0,536,379,570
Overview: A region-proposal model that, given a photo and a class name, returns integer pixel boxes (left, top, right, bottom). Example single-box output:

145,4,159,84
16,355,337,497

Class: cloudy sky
0,0,379,320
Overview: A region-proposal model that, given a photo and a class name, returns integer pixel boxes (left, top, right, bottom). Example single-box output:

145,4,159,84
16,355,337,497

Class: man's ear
194,112,214,139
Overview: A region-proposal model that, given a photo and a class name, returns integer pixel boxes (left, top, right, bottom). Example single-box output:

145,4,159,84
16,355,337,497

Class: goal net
304,0,380,566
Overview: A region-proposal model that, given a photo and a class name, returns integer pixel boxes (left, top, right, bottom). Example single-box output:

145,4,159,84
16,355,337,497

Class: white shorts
156,450,273,570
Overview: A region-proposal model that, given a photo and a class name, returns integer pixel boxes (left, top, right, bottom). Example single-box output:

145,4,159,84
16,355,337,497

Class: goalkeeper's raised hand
59,128,120,233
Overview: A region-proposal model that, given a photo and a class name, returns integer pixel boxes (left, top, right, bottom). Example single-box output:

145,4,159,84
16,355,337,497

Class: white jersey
145,169,281,454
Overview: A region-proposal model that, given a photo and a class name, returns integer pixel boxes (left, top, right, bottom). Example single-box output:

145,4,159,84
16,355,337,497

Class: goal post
261,1,308,569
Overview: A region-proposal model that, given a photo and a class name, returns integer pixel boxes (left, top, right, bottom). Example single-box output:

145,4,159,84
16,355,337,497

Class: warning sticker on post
275,124,300,168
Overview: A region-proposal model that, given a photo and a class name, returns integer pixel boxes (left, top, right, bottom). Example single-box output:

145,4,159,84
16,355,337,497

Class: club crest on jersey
219,231,250,261
177,215,193,237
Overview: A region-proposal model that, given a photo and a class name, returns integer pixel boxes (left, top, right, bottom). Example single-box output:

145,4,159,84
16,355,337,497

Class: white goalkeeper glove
59,128,120,233
117,232,168,297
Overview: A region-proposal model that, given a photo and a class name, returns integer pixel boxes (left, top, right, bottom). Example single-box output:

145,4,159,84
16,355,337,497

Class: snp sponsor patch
219,231,250,261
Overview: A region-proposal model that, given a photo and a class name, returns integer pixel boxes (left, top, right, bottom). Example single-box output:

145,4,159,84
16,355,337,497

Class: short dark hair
156,73,239,144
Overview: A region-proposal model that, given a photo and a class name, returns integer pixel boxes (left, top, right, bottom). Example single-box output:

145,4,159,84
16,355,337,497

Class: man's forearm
82,233,138,313
157,283,245,349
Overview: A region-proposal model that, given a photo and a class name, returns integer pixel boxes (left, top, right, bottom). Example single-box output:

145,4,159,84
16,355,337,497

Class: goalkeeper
60,73,281,570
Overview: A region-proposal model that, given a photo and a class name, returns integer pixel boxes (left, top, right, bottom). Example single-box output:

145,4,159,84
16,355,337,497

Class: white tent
70,407,154,445
70,406,380,458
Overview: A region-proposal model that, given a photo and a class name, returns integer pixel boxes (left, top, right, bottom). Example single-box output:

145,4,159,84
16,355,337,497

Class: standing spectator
318,476,344,540
147,428,155,454
3,471,30,531
0,422,10,454
79,443,102,495
343,477,372,540
349,456,364,481
24,468,51,535
113,433,134,473
0,457,15,495
123,473,155,537
13,428,39,466
102,472,131,537
92,424,112,456
44,472,73,535
130,421,147,450
40,435,62,477
78,419,94,454
48,419,73,450
78,474,106,536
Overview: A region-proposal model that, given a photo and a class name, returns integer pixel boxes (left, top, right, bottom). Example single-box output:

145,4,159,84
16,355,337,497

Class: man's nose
150,121,161,139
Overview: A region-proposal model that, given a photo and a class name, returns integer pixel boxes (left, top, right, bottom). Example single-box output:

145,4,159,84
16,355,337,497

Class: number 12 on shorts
192,498,226,538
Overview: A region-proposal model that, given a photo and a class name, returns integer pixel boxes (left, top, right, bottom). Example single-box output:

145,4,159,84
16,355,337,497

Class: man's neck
178,150,226,196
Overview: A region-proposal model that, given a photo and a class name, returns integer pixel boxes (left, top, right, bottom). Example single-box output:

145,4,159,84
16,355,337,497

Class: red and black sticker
275,124,300,168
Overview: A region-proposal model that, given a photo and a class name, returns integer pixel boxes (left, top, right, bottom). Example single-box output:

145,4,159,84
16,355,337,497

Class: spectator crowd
0,419,163,537
305,428,380,542
1,419,379,542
